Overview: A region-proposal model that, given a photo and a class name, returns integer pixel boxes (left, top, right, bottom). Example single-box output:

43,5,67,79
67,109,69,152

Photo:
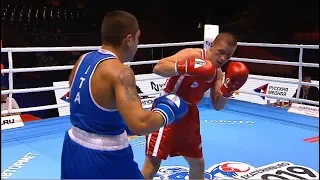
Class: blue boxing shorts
60,126,143,179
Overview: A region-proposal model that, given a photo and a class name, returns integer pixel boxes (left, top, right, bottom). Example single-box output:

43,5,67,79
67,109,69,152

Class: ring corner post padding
203,25,219,49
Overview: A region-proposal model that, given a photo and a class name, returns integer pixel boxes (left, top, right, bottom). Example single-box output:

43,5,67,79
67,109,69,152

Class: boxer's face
210,41,236,68
123,30,140,62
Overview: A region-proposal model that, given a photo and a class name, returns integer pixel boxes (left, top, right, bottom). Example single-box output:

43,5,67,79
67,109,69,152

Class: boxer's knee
142,155,162,179
184,157,205,179
184,156,205,169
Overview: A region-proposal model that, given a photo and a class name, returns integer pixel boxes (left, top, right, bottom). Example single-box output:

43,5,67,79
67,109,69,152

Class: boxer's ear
123,34,133,47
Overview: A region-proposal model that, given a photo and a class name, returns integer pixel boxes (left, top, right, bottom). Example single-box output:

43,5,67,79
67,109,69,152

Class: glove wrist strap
174,61,187,75
152,108,168,127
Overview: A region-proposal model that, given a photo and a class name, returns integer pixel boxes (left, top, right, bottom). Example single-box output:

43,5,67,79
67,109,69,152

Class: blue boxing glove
152,94,188,126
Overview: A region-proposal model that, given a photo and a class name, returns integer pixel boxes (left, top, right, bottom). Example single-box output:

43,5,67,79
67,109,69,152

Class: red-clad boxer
142,33,249,179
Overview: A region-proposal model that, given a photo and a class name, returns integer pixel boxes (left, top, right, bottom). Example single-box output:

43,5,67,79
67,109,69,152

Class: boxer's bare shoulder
180,48,202,56
105,61,164,135
153,48,204,77
97,59,141,104
116,66,141,103
164,48,202,63
69,54,86,86
95,59,137,93
68,53,122,86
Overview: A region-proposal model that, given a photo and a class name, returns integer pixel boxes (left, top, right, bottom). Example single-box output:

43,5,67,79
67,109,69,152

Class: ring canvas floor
2,99,319,179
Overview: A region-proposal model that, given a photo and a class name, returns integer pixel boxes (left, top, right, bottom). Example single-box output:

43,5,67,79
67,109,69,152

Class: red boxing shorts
145,105,202,160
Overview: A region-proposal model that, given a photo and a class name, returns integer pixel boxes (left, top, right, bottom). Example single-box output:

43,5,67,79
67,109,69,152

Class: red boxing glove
175,58,216,78
220,62,249,97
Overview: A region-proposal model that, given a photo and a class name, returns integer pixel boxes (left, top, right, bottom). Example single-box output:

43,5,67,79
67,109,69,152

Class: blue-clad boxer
60,10,188,179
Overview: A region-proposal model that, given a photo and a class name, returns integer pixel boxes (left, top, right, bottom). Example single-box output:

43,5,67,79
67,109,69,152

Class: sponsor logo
268,85,288,96
254,84,289,100
253,84,268,100
190,81,198,88
297,105,319,115
287,103,319,118
154,161,319,179
194,59,206,68
137,84,157,109
60,91,70,103
151,81,165,92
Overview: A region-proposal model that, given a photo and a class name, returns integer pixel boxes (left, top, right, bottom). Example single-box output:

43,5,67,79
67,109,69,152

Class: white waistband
68,126,129,151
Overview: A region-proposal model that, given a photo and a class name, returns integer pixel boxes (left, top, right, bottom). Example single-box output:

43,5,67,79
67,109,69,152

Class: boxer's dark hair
101,10,139,47
213,33,237,47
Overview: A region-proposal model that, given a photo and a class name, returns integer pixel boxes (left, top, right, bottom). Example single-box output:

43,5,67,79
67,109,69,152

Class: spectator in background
292,76,319,105
1,86,21,116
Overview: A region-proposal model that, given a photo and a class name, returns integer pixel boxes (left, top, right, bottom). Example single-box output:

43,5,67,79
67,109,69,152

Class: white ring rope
1,40,319,115
1,60,160,73
1,58,319,74
0,92,161,115
1,76,164,95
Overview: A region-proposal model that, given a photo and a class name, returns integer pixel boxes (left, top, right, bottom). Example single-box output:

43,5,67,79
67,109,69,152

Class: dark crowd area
1,0,319,119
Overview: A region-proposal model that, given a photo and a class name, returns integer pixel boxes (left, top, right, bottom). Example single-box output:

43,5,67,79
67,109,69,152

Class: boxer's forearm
153,48,200,77
211,94,228,111
132,110,165,136
153,59,177,77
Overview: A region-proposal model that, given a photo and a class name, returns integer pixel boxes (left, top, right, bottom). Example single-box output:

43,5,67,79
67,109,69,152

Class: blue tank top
69,49,126,135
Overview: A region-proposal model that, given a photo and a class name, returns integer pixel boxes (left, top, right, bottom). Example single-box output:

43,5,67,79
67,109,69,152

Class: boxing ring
1,39,319,179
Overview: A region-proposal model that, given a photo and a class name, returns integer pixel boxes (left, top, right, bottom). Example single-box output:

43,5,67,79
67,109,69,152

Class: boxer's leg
142,126,174,179
182,132,204,179
184,155,205,179
142,155,162,179
173,106,205,179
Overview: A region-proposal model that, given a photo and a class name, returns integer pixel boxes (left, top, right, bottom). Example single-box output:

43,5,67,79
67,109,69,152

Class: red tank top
163,49,217,105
